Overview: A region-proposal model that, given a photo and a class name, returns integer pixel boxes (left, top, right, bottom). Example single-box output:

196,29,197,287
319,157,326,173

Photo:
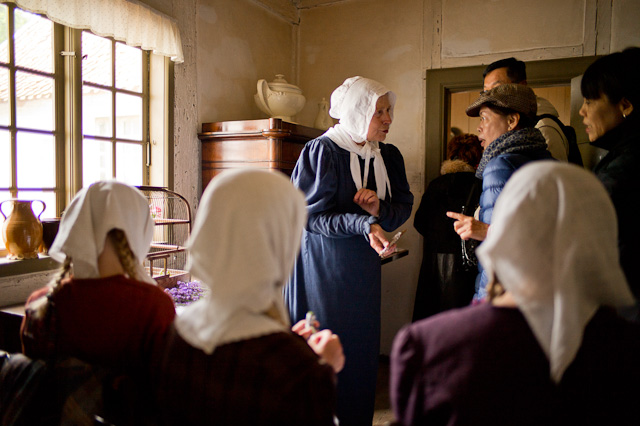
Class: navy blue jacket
477,151,553,297
479,151,553,225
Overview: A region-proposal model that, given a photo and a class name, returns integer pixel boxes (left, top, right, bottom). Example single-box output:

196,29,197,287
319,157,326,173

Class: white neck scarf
174,169,307,354
48,180,156,285
477,162,635,383
325,125,391,199
325,76,396,200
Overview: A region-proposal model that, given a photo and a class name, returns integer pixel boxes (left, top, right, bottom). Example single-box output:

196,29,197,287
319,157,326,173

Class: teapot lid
267,74,302,94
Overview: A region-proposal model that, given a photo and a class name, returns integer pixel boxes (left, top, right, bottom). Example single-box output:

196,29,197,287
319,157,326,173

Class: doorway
424,56,599,185
449,86,571,138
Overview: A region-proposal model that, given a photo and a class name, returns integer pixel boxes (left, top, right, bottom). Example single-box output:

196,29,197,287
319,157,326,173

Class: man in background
483,57,570,162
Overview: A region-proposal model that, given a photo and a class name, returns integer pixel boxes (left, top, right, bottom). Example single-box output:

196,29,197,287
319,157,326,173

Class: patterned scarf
476,127,547,178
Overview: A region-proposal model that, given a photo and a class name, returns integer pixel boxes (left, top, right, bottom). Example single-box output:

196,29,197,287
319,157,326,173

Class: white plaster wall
441,0,584,58
612,0,640,52
139,0,297,215
139,0,640,355
195,0,297,124
296,0,640,355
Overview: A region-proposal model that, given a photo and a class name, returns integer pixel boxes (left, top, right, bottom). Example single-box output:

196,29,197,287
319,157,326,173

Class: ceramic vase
0,199,45,260
254,74,306,122
314,97,333,130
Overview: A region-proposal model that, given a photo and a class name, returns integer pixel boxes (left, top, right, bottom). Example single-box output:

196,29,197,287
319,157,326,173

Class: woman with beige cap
447,84,552,302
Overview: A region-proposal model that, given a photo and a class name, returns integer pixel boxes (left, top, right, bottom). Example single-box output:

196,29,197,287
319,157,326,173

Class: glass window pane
82,32,111,86
0,5,8,64
116,43,142,92
15,192,54,220
0,67,9,126
15,9,53,73
83,86,112,137
116,142,142,185
16,131,55,188
116,93,142,140
0,129,10,187
83,138,113,186
16,71,54,131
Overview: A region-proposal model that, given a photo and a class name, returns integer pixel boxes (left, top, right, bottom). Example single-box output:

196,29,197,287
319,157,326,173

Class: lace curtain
6,0,184,63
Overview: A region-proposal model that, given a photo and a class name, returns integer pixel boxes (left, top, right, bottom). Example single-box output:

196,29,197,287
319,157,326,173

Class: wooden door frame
424,56,600,185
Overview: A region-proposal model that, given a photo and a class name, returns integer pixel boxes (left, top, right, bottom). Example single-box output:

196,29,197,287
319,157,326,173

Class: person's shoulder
484,155,518,179
401,304,518,346
492,152,552,171
379,141,402,156
235,332,334,379
299,135,345,162
536,96,560,116
305,135,339,152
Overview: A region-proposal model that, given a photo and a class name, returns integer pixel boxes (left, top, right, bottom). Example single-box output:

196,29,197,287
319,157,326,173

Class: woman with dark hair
412,133,483,320
447,84,552,301
579,47,640,299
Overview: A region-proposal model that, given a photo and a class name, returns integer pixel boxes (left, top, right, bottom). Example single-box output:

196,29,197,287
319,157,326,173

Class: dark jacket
591,116,640,299
412,160,481,320
390,304,640,426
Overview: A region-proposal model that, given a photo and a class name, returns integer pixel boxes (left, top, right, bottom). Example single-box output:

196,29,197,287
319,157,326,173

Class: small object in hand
379,229,406,258
305,311,318,334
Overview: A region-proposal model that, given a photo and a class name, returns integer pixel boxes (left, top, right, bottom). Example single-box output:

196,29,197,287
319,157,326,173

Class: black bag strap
537,113,564,128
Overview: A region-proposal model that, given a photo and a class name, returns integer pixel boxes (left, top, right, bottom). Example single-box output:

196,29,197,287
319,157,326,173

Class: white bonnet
329,76,396,142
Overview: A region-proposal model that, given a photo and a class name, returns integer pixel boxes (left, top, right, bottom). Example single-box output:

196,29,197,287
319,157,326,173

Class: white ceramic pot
254,74,306,122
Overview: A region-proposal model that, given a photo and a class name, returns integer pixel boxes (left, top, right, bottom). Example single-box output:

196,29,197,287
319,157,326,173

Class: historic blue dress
285,135,413,426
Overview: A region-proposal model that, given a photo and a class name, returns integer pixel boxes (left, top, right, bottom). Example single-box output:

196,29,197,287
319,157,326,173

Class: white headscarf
48,180,156,285
174,169,308,354
477,162,635,383
325,76,396,200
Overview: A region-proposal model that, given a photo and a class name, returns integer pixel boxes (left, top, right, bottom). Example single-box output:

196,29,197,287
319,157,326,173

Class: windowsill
0,254,61,308
0,253,61,277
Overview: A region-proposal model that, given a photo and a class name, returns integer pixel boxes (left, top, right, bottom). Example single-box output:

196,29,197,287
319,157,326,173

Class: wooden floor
373,355,396,426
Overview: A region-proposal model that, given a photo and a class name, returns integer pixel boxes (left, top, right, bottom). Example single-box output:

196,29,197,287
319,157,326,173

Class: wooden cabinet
198,118,323,190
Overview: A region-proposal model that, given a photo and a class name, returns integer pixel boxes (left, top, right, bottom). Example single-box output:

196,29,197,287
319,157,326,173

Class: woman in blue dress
285,76,413,426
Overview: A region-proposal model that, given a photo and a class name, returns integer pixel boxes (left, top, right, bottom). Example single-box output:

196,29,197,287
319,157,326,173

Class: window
0,3,150,221
81,31,147,187
0,5,58,218
1,2,175,254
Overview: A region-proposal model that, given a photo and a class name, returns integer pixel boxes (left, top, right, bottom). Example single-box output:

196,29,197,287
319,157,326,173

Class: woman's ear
619,97,634,118
507,113,520,131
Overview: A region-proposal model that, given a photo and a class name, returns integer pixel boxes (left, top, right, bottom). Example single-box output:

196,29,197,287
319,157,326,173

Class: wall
296,0,640,354
195,0,297,125
141,0,640,354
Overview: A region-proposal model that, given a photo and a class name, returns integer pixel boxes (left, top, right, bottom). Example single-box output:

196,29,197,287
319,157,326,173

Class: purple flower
165,280,206,305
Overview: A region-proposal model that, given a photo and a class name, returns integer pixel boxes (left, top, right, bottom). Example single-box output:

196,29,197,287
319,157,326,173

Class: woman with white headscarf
390,162,640,425
285,76,413,425
151,169,341,426
20,181,175,372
